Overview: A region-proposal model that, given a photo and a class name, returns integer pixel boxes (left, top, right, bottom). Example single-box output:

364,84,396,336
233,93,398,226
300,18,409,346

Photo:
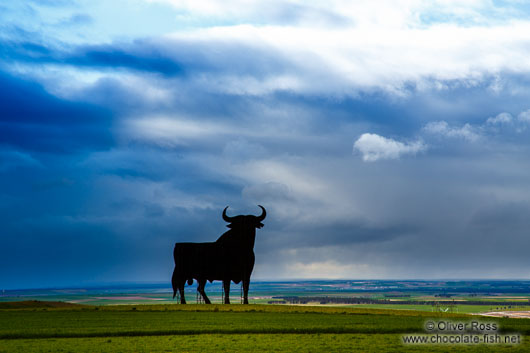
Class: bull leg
179,280,187,304
242,278,250,304
171,267,178,299
223,280,231,304
197,279,211,304
172,268,187,304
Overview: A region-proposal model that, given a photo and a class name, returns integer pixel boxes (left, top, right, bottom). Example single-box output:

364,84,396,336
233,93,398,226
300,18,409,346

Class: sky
2,0,530,290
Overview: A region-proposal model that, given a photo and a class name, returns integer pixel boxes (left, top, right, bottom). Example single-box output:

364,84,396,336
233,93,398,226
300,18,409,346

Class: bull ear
256,205,266,222
222,206,235,222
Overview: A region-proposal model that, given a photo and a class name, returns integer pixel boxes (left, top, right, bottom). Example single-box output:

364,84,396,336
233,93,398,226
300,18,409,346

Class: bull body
171,205,265,304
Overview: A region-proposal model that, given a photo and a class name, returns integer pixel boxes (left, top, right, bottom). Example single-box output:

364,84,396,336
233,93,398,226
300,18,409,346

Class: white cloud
126,115,239,147
160,21,530,97
423,120,480,141
353,133,426,162
233,159,330,200
148,0,512,28
136,0,530,97
517,109,530,123
486,112,513,125
130,117,217,142
15,0,530,100
423,108,530,143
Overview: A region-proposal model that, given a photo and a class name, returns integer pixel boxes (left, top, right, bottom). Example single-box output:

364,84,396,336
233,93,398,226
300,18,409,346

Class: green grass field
1,301,529,352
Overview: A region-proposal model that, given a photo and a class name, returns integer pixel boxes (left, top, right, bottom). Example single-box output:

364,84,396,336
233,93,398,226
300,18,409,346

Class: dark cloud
67,44,183,75
470,202,530,235
0,40,183,76
261,221,417,254
0,35,290,79
0,70,112,153
0,41,52,61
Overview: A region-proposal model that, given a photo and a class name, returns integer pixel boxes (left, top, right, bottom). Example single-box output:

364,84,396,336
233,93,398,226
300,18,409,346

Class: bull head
223,205,266,229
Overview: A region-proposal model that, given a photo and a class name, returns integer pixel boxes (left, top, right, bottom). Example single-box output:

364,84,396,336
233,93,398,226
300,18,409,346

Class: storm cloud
2,0,530,289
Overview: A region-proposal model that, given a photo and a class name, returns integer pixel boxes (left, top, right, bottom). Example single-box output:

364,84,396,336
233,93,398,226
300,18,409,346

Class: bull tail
171,266,178,299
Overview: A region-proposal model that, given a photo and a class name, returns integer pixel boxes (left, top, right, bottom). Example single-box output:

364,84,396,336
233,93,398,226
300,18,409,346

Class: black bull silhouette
172,205,266,304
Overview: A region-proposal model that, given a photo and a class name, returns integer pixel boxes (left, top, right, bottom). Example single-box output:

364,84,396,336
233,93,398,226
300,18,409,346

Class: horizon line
4,278,530,292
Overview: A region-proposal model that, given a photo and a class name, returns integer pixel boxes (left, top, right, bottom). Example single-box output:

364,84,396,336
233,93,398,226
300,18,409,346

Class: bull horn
222,206,235,222
256,205,266,221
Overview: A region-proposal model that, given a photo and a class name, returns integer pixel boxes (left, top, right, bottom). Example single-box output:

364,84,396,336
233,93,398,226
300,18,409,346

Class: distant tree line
384,294,411,298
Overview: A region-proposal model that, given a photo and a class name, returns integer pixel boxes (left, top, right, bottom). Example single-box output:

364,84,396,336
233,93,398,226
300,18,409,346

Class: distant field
3,281,530,311
330,304,530,314
3,288,530,314
1,301,530,352
2,294,530,313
